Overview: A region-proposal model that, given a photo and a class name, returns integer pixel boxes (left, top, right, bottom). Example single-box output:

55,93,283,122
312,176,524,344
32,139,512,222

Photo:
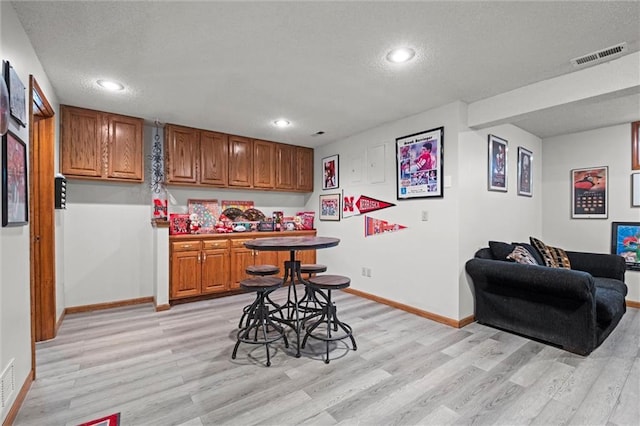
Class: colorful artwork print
396,127,443,199
169,214,191,235
572,166,608,218
322,155,339,190
2,131,28,226
221,200,254,211
364,216,406,237
517,147,533,197
611,222,640,270
342,193,396,218
488,134,507,192
188,199,220,232
319,193,340,221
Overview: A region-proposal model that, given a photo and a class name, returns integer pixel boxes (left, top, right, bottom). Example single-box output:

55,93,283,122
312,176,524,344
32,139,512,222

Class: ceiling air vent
571,42,627,67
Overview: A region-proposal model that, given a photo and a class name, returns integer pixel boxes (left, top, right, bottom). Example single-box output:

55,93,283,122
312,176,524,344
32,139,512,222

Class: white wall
542,124,640,302
0,2,59,422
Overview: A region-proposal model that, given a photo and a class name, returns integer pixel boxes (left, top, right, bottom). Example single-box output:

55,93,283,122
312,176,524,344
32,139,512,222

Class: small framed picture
571,166,608,219
2,131,28,226
488,134,507,192
610,222,640,270
632,173,640,207
322,154,339,190
4,61,26,127
319,193,341,221
517,147,533,197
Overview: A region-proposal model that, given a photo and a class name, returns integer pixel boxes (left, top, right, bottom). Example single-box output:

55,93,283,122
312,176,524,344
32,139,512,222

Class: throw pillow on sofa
506,245,539,265
530,237,571,269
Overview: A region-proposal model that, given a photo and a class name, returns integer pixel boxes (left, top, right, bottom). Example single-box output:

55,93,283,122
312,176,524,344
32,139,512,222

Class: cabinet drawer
172,241,201,252
203,239,229,250
231,239,252,248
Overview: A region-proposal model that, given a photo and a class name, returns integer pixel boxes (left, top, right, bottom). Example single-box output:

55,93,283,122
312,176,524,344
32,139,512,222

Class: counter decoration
169,214,190,235
189,213,200,234
187,199,220,232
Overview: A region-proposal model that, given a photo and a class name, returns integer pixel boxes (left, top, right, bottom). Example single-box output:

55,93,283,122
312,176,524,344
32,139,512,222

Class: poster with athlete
571,166,608,218
396,126,443,200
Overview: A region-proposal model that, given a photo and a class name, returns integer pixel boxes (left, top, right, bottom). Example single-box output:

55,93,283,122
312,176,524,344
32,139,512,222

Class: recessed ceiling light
273,119,291,128
97,79,124,91
386,47,416,63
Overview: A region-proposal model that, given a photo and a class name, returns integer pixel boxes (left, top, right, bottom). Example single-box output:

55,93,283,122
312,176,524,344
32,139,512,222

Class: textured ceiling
11,1,640,147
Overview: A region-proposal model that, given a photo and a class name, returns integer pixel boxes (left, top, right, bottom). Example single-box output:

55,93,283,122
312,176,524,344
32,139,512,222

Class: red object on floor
77,412,120,426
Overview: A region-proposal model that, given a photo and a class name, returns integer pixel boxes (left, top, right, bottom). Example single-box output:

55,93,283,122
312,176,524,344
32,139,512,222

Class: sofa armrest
565,251,626,281
465,258,595,302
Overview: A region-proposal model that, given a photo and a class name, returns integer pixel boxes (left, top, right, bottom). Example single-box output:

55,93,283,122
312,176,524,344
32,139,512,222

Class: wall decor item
396,126,444,200
169,213,191,235
221,200,254,211
0,71,9,135
610,222,640,270
632,121,639,170
322,154,339,190
488,134,508,192
364,216,407,237
571,166,608,218
319,193,341,221
342,192,396,218
188,199,220,232
4,61,26,127
517,146,533,197
2,131,28,226
632,173,640,207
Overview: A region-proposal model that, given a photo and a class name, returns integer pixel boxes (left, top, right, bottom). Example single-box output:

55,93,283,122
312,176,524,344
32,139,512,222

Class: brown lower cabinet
170,231,317,300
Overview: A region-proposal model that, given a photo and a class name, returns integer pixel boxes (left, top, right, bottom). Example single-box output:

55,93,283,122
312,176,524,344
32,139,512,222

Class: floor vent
1,359,15,410
571,42,627,67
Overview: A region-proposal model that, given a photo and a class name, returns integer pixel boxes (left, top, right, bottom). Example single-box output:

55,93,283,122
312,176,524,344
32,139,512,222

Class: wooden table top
244,236,340,251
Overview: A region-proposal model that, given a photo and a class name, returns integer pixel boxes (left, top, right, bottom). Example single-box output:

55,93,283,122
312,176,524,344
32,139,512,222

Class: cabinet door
60,105,103,178
252,139,275,189
296,147,314,192
106,113,143,181
275,143,295,190
229,248,255,289
200,131,228,186
255,250,283,274
201,249,230,293
228,135,253,187
171,251,201,299
165,124,199,184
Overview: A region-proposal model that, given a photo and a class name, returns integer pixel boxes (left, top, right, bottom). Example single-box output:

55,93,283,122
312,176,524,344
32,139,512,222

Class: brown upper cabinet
61,105,144,182
165,123,313,192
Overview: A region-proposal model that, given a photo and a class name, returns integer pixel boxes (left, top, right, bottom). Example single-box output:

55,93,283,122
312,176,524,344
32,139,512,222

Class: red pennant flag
365,216,407,237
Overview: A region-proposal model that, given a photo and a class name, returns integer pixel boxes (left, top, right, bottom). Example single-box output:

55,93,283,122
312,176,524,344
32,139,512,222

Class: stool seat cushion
246,264,280,276
300,264,328,274
240,276,283,291
307,274,350,289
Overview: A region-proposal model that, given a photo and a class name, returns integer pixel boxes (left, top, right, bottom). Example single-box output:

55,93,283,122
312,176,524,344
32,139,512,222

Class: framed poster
517,147,533,197
319,193,340,221
396,126,444,200
488,134,507,192
187,199,220,232
610,222,640,270
2,131,28,226
632,173,640,207
322,154,339,190
632,121,639,170
571,166,608,219
4,61,26,127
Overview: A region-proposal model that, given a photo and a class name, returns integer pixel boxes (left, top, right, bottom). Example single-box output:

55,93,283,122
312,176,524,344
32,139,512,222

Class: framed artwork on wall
571,166,608,219
2,131,28,226
322,154,339,190
632,121,639,170
517,147,533,197
610,222,640,270
319,193,341,221
3,61,26,127
395,126,444,200
488,134,507,192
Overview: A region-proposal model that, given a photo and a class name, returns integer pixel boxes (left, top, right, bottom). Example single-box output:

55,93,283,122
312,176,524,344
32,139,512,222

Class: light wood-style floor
15,289,639,426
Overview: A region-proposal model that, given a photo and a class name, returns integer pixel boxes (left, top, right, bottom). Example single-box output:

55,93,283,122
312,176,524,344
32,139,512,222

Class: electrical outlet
366,268,372,277
421,211,429,221
362,267,366,276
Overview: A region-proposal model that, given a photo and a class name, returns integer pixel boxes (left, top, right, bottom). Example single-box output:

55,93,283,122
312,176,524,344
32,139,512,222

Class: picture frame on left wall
2,131,28,226
3,60,26,127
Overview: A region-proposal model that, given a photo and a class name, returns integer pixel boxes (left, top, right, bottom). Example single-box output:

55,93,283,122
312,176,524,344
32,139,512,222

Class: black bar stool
238,264,281,328
232,276,288,367
301,275,357,364
298,264,327,316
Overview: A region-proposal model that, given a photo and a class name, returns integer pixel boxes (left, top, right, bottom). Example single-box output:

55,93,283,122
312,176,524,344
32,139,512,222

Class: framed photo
611,222,640,270
4,61,26,127
322,154,339,190
396,126,444,200
187,199,220,232
169,213,191,235
632,121,639,170
2,131,28,226
632,173,640,207
319,193,340,221
488,134,507,192
517,147,533,197
571,166,608,219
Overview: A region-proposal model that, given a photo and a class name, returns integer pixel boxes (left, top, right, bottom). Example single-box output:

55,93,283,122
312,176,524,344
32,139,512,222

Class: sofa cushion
489,241,516,260
512,242,544,265
595,287,624,324
594,277,628,297
530,237,571,269
506,245,539,265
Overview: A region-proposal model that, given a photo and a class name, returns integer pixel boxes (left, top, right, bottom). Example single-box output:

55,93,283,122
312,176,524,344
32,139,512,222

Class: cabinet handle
202,253,207,261
197,253,201,263
184,244,191,248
